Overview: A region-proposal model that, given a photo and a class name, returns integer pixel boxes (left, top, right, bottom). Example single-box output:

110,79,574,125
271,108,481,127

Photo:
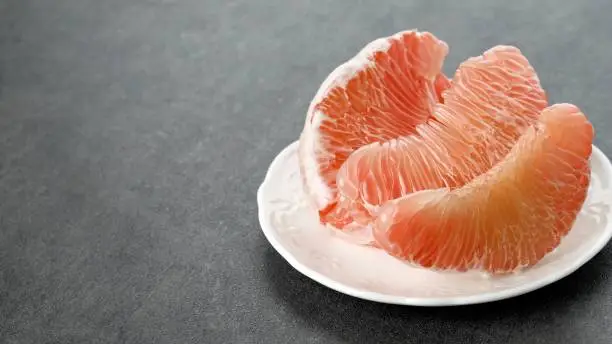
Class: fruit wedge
298,30,451,228
334,45,548,229
372,104,593,274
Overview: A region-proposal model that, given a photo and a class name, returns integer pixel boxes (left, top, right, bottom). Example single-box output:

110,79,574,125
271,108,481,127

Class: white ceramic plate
257,141,612,306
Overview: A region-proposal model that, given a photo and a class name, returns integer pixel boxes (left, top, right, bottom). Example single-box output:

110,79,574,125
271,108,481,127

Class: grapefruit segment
334,45,548,229
298,30,451,223
372,104,594,274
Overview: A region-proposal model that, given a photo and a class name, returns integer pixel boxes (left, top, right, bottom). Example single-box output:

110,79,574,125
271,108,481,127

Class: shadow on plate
263,244,610,343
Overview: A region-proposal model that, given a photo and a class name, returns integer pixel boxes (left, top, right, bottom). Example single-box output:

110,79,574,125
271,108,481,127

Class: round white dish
257,141,612,306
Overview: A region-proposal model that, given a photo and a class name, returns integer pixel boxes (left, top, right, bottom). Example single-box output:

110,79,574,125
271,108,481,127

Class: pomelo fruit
372,104,593,274
298,30,451,228
333,45,548,230
297,29,594,273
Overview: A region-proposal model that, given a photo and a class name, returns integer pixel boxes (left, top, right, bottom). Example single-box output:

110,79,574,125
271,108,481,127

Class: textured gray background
1,0,611,343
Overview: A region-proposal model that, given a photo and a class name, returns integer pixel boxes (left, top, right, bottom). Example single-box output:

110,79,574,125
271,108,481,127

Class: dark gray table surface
2,1,612,343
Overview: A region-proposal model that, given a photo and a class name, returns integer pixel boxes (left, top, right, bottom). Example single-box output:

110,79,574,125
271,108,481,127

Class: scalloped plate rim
257,140,612,306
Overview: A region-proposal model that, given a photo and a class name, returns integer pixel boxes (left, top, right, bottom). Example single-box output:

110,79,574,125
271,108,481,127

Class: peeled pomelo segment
372,104,594,274
298,30,451,222
335,45,548,228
